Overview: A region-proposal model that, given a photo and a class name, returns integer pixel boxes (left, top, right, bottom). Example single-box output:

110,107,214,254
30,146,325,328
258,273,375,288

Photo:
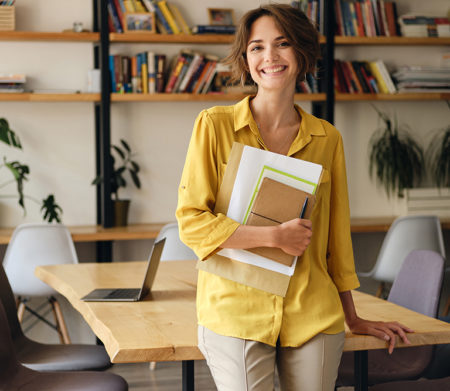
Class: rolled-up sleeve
176,110,240,260
326,133,360,292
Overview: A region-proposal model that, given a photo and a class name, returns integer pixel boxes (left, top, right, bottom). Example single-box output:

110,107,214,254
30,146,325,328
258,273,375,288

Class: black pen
299,197,309,219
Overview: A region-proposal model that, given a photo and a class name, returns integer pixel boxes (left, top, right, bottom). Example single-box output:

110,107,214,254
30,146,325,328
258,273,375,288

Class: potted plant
368,106,425,198
0,118,62,222
92,139,141,226
426,103,450,188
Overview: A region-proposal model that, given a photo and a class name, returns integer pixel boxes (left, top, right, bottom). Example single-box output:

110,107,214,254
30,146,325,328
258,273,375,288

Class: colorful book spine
165,53,186,93
167,3,191,34
155,54,166,92
150,0,173,34
109,55,117,92
148,52,156,94
157,0,180,34
192,25,236,34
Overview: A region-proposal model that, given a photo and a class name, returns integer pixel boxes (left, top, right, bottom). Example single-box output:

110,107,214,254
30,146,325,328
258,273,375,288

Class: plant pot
113,199,130,227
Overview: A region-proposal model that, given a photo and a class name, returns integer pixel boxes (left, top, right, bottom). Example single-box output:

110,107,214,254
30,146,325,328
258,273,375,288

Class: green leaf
112,145,126,160
120,139,131,152
129,169,141,188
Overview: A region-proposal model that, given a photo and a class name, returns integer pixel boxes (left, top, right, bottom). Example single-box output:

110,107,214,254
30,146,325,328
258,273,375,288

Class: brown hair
224,4,320,85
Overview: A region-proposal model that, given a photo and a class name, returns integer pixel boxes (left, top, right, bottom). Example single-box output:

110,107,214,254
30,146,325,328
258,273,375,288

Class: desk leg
354,350,368,391
182,360,194,391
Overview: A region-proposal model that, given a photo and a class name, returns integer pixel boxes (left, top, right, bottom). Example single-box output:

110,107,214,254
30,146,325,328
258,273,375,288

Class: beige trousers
198,325,345,391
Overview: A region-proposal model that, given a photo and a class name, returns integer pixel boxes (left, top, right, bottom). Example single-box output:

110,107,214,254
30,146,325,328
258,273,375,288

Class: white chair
155,222,197,261
3,223,79,344
358,215,446,297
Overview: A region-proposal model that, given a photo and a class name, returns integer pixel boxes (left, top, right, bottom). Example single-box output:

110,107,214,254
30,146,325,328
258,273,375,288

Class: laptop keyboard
106,288,140,299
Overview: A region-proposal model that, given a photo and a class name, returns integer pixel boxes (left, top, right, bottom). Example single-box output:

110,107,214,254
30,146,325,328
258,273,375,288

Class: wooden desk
36,261,450,391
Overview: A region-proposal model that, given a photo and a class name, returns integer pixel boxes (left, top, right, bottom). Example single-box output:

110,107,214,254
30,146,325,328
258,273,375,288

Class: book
368,61,389,93
112,0,125,31
173,51,194,92
178,52,203,92
167,2,191,34
155,54,166,92
165,52,186,93
107,0,123,33
191,25,236,34
148,51,156,93
384,1,398,36
379,0,389,36
148,0,173,34
157,0,180,34
334,0,344,36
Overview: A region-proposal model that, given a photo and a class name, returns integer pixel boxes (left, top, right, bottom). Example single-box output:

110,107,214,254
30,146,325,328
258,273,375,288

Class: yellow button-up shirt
176,96,360,347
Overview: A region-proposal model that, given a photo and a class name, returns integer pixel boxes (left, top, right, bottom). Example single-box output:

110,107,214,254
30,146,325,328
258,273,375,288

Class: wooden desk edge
35,263,203,363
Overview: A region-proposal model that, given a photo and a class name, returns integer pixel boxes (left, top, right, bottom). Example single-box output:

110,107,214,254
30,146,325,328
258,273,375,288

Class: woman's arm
220,218,313,256
339,290,414,354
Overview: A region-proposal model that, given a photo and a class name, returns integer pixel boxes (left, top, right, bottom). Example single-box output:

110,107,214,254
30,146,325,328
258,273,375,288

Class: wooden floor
107,361,283,390
107,361,217,391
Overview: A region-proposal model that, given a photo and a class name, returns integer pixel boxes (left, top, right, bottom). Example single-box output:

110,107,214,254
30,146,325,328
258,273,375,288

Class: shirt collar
233,96,327,145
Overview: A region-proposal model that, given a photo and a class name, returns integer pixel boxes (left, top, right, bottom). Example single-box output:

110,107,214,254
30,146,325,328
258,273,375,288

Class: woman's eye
250,45,262,52
279,41,290,47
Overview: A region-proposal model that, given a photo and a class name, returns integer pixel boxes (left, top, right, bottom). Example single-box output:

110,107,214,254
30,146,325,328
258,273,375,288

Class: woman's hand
346,316,414,354
274,218,312,256
339,291,414,354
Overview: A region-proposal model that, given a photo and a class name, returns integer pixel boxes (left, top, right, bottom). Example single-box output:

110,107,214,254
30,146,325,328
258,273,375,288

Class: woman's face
245,15,299,92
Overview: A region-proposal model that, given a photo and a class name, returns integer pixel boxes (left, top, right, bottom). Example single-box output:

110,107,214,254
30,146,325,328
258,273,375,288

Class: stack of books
393,66,450,92
335,0,400,37
110,52,166,93
164,50,221,94
398,14,450,37
0,74,25,93
110,50,229,94
291,0,324,34
107,0,191,34
334,59,396,93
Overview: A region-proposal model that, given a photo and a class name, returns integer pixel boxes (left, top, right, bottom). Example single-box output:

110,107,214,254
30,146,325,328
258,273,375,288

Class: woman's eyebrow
248,36,285,45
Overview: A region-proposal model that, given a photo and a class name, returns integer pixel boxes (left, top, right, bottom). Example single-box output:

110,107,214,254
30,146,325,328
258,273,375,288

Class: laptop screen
138,237,166,300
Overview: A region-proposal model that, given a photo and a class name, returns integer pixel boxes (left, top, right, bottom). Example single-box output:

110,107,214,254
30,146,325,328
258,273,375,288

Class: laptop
81,238,166,302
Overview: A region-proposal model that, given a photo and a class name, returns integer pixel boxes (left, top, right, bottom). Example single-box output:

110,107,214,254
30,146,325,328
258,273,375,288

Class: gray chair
0,301,128,391
337,250,445,387
358,215,445,298
0,263,112,371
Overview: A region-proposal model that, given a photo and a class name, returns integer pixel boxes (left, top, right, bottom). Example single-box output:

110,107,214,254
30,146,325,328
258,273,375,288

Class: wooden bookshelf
336,93,450,101
0,223,165,245
0,31,99,41
110,33,234,44
111,92,326,102
335,36,450,46
0,93,100,102
110,33,327,45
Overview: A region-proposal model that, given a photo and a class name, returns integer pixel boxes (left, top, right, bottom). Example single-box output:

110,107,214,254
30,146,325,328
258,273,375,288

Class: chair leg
17,298,26,323
149,361,157,370
443,296,450,317
375,282,385,298
49,297,71,344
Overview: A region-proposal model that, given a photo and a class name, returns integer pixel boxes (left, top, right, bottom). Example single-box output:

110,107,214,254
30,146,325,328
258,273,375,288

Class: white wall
1,0,449,227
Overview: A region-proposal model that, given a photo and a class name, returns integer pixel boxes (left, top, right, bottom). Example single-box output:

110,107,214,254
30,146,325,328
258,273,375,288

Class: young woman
176,4,412,390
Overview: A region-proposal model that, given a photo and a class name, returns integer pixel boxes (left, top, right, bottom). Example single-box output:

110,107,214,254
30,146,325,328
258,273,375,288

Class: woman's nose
264,46,279,62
